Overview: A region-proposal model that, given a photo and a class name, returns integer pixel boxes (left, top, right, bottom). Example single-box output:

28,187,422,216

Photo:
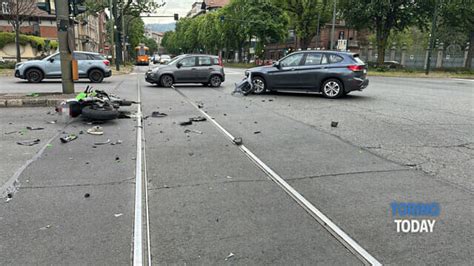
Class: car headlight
15,63,23,69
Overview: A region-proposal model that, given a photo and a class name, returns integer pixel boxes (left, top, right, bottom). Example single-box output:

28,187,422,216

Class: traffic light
70,0,87,17
174,13,179,21
37,0,52,14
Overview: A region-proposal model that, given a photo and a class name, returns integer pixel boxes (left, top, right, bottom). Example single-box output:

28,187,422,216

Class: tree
437,0,474,68
4,0,41,62
340,0,433,64
142,37,158,54
273,0,330,50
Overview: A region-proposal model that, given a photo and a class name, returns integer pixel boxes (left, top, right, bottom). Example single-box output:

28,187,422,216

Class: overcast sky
141,0,196,24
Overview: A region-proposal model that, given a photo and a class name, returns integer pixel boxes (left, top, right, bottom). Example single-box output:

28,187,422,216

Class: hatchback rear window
352,55,365,64
211,57,220,65
198,56,212,66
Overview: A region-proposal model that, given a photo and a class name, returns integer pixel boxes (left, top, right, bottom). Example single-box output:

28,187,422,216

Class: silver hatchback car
15,51,112,83
145,54,225,87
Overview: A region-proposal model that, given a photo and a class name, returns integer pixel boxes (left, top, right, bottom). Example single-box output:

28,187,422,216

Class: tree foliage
272,0,330,49
340,0,434,64
162,0,288,62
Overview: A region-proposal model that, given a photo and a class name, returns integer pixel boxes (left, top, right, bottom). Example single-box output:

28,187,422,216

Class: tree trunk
465,30,474,69
15,20,21,63
376,32,387,65
301,37,310,50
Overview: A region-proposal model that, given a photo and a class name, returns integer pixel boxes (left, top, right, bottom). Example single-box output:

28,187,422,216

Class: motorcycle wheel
81,106,119,121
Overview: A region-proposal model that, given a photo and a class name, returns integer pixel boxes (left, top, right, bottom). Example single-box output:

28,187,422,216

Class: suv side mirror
48,58,54,63
272,61,280,69
176,62,182,68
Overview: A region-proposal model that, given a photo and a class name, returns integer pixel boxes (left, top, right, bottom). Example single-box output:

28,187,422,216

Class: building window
2,2,11,14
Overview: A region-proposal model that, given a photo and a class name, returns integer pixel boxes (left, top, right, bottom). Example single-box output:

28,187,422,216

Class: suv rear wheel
322,79,344,98
25,68,44,83
88,69,104,83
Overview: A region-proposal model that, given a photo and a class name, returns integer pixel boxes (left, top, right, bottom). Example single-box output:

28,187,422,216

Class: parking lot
0,66,473,264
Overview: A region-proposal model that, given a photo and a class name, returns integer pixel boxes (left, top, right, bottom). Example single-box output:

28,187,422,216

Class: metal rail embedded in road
172,86,382,266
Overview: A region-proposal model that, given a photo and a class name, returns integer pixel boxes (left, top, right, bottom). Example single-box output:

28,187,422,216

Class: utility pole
425,0,439,75
55,0,74,94
109,0,115,65
113,0,121,71
330,0,337,50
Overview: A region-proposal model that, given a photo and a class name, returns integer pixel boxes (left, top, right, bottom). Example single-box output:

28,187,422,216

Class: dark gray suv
145,54,225,87
245,51,368,98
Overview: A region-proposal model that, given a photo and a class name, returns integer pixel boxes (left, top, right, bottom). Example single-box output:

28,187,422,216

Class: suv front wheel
25,68,44,83
88,69,104,83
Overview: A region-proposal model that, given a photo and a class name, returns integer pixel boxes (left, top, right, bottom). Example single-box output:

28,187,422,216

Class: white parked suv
15,51,112,83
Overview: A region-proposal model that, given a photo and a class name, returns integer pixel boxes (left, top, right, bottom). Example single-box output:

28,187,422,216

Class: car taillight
347,65,364,71
103,60,110,66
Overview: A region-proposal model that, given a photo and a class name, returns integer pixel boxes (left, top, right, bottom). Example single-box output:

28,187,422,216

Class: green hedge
0,61,16,69
0,32,49,51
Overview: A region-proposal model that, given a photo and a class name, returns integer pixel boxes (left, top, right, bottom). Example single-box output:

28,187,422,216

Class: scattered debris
225,253,235,261
115,156,120,162
39,224,51,230
223,113,227,116
190,116,206,122
60,134,78,143
114,213,123,217
405,163,417,167
5,131,18,135
87,126,104,135
261,100,266,102
94,139,111,145
188,152,194,156
268,99,274,102
47,120,57,124
184,129,203,134
254,121,258,124
46,144,53,148
151,111,168,118
85,121,105,125
226,176,233,179
79,130,84,134
331,121,339,128
254,131,261,134
179,121,193,126
197,102,204,108
84,193,90,198
233,137,243,145
7,193,13,199
111,140,123,145
26,126,44,131
17,139,40,146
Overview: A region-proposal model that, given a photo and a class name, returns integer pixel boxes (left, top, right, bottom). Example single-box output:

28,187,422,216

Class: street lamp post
425,0,440,75
330,0,337,50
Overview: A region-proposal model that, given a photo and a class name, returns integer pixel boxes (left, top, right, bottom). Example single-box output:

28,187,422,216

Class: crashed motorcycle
57,86,136,121
233,71,255,96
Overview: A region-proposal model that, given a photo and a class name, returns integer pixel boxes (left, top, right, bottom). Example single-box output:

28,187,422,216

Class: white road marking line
133,76,144,265
142,102,152,266
173,87,382,266
453,78,474,82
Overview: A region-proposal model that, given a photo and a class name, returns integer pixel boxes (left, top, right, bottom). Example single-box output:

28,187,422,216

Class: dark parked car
145,54,225,87
245,51,368,98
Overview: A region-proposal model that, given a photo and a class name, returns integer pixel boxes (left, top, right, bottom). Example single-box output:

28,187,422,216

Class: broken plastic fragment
26,126,44,131
111,140,123,145
17,139,40,146
331,121,338,127
184,129,203,134
225,253,235,261
84,193,90,198
60,134,78,143
39,225,51,230
87,126,104,135
114,213,123,217
233,137,243,145
254,131,261,134
151,111,168,117
179,121,192,126
190,116,206,122
94,139,111,145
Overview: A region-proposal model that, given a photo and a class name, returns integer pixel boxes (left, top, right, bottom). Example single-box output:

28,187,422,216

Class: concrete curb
0,93,75,108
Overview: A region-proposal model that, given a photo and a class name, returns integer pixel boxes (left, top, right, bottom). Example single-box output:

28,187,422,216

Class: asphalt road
0,65,472,265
